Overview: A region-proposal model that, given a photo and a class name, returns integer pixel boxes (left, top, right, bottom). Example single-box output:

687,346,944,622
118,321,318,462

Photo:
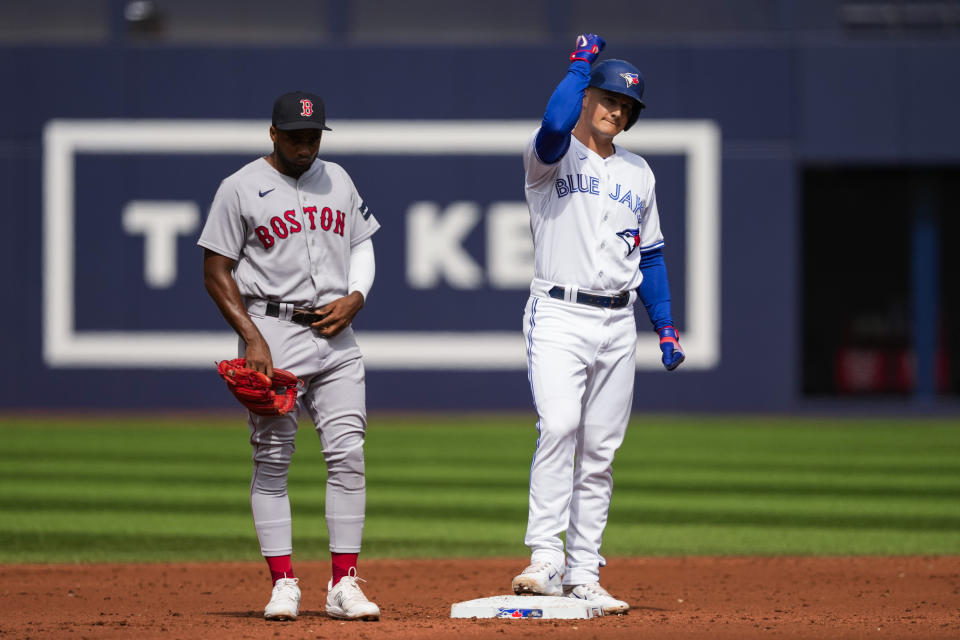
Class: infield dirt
1,556,957,639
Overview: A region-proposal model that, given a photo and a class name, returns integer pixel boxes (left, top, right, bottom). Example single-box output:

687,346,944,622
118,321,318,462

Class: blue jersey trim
525,297,543,483
637,247,675,331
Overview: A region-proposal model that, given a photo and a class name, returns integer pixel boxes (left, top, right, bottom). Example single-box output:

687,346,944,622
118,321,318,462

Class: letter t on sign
122,201,200,288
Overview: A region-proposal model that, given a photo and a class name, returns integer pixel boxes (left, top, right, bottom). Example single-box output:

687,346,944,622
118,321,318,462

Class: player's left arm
312,238,375,337
638,248,685,371
635,181,684,371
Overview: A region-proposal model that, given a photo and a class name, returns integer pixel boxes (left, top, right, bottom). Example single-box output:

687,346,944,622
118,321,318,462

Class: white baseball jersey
198,156,380,307
523,129,663,294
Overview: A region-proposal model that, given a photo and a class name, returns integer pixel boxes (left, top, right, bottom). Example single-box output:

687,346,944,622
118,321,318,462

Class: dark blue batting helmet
588,59,646,130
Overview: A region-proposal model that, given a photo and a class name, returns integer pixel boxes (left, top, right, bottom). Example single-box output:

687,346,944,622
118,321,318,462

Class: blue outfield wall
2,41,958,411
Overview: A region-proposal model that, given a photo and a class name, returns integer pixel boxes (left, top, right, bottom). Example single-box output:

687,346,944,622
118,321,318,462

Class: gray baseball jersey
198,156,380,306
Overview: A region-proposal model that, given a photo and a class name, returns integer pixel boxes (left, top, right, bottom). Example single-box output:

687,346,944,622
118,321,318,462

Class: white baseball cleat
564,582,630,614
511,561,563,596
264,577,301,621
326,568,381,621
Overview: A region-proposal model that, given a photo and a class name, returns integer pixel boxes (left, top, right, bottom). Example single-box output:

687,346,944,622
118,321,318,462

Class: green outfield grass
0,413,958,563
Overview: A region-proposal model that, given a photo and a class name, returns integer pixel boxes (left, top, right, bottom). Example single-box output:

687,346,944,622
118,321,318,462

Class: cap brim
274,122,332,131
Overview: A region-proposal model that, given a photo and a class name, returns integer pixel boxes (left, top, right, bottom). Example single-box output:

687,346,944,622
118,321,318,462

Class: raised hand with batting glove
570,33,606,64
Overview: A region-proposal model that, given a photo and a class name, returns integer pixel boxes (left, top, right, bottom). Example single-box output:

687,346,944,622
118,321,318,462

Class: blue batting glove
658,326,685,371
570,33,606,64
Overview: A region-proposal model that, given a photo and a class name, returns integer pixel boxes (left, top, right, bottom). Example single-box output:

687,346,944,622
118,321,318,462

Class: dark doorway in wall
802,168,957,397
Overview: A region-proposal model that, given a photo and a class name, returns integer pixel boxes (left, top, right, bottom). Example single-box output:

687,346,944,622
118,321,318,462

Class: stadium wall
1,41,957,410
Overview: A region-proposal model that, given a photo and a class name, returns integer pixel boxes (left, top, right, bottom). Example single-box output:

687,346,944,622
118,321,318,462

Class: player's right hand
243,338,274,378
570,33,605,64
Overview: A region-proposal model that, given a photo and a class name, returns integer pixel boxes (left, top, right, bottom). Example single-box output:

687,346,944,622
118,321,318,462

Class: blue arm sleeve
637,247,675,331
534,60,591,164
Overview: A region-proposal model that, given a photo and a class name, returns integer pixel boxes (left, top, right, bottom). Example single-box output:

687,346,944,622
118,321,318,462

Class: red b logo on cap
300,99,313,117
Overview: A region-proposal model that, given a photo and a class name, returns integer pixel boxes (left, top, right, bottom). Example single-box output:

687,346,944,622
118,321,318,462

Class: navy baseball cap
272,91,332,131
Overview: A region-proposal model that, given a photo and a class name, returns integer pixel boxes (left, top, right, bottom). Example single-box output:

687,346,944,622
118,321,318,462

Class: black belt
548,286,629,309
264,300,328,326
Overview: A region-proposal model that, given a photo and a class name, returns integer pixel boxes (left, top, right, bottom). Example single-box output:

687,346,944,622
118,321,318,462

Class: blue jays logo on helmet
616,228,641,256
589,59,646,130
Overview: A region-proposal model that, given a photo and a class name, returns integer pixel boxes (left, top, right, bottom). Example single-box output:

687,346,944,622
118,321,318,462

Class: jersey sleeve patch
359,200,371,220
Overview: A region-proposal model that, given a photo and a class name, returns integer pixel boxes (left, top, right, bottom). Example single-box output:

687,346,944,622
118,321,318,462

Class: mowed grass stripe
594,524,960,556
1,415,959,563
3,525,954,562
5,466,957,500
4,474,956,516
10,468,953,494
0,532,527,563
2,496,956,532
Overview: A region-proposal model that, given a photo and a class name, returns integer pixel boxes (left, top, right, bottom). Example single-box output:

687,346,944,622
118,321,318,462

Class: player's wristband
658,325,680,346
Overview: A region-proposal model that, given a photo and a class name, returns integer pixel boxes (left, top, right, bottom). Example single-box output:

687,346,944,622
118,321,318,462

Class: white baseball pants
522,294,636,585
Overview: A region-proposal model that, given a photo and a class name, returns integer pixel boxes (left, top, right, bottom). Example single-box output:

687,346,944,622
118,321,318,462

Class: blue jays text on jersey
554,173,646,216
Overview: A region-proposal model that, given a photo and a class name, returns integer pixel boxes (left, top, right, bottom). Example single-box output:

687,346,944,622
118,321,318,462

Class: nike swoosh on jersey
259,188,275,197
576,152,587,161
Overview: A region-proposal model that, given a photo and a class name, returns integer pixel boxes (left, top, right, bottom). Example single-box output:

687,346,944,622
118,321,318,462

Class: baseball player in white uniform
511,35,685,614
198,91,381,622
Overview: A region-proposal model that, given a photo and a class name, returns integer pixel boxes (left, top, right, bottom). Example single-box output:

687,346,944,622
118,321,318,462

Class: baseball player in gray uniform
198,91,380,622
511,35,685,614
